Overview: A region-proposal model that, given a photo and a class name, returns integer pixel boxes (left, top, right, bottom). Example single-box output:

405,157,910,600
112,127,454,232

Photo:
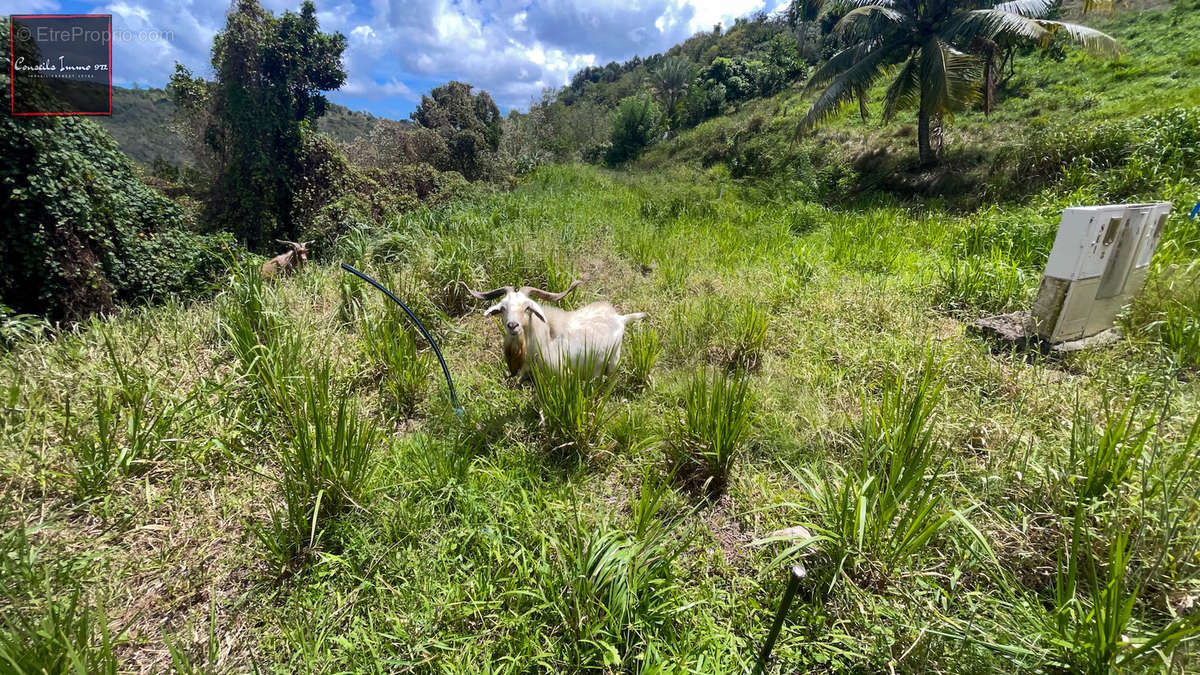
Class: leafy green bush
0,108,227,320
606,95,661,166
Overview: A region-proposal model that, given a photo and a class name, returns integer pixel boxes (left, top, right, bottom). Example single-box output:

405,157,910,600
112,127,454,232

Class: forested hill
99,86,391,165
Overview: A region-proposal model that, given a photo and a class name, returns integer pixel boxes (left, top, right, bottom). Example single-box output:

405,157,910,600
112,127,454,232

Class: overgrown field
3,163,1200,672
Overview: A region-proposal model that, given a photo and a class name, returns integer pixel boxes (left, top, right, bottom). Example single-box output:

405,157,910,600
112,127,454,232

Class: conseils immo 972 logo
9,15,112,115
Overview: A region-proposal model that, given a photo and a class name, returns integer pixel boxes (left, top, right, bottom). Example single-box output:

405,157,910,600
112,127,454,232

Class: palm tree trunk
918,108,934,166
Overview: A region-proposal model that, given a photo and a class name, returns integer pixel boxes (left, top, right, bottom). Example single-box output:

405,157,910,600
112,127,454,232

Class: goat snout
506,320,520,334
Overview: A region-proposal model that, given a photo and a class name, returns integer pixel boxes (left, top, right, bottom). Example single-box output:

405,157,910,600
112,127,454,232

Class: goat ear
525,301,546,324
484,303,503,317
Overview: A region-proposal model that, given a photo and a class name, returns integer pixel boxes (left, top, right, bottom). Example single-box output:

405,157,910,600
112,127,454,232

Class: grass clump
530,351,617,454
728,305,767,371
550,472,692,668
775,361,971,582
671,368,753,495
359,306,431,417
0,520,121,674
625,324,661,390
254,363,379,571
935,251,1031,315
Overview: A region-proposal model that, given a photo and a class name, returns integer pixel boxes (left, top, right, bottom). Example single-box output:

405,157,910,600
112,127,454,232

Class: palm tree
650,57,691,131
796,0,1119,165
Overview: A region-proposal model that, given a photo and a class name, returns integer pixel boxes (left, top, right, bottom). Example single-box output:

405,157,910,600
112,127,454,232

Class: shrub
0,99,226,320
671,368,753,495
606,95,661,166
411,81,502,180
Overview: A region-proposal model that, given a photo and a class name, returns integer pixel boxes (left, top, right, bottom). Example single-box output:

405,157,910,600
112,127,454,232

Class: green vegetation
0,18,231,321
98,86,383,166
170,0,347,248
3,1,1200,672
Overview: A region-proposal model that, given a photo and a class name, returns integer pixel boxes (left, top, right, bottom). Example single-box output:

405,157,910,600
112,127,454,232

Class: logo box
9,15,112,115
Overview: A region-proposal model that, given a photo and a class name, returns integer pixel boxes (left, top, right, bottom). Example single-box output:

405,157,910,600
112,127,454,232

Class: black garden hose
340,263,463,418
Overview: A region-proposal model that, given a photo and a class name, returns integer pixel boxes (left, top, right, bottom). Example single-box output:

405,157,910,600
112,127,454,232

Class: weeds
773,361,972,581
1045,507,1200,673
0,519,121,674
1060,395,1150,504
625,324,661,389
671,368,753,495
254,363,378,570
935,251,1030,315
359,307,431,417
728,305,767,371
530,350,616,454
552,471,692,668
1147,299,1200,371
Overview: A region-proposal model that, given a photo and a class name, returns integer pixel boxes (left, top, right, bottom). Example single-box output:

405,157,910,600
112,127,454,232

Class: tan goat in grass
261,240,312,279
463,280,646,379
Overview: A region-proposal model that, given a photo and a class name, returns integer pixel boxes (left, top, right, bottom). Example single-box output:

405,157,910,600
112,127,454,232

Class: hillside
99,87,391,165
3,2,1200,672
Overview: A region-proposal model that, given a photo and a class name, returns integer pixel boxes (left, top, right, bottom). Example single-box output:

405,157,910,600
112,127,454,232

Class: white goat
463,280,645,379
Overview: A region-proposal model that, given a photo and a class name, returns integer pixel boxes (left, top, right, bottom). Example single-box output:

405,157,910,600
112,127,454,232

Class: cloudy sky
5,0,789,118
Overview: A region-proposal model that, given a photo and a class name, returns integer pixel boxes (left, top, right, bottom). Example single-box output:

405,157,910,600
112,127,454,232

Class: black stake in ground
752,564,806,675
341,263,462,418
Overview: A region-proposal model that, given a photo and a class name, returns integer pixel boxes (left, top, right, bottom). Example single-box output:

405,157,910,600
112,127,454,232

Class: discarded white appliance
1031,202,1171,343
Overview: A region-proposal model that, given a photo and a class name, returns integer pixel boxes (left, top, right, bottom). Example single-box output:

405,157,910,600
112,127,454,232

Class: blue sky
4,0,788,119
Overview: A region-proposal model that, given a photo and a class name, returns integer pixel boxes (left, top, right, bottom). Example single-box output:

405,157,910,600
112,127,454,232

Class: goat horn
519,279,582,301
275,239,300,247
461,281,512,301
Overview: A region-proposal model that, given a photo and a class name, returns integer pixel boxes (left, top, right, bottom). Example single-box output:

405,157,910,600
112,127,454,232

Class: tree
650,57,691,131
796,0,1118,165
606,95,660,166
411,81,502,180
172,0,346,249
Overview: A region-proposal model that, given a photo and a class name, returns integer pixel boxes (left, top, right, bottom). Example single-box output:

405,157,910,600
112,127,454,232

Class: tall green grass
530,351,617,454
671,368,753,495
359,306,431,417
551,471,692,668
625,325,661,389
772,361,977,581
219,261,302,411
0,519,121,674
254,363,379,570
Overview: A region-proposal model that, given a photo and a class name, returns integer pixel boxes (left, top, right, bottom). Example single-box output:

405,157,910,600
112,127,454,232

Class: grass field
3,159,1199,672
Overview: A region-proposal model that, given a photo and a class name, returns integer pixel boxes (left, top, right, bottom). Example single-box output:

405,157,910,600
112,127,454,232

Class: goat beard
503,332,526,377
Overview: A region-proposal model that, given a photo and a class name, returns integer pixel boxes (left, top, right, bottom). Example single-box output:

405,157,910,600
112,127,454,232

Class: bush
0,107,227,320
606,95,661,166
